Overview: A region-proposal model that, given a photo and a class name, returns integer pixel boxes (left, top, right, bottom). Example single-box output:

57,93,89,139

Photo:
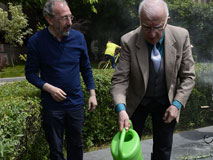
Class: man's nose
149,30,157,38
67,19,72,26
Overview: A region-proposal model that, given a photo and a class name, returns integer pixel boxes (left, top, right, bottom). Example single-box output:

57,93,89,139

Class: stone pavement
84,125,213,160
0,76,25,84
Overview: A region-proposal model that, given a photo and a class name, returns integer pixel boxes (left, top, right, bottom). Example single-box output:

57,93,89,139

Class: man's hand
118,110,130,132
43,83,67,102
88,89,97,112
163,105,179,123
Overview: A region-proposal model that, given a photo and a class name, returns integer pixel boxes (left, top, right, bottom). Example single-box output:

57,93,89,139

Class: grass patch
0,64,25,78
0,61,99,78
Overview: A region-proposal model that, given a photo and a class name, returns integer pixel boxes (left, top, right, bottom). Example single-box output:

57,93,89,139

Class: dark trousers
130,101,176,160
42,108,84,160
105,55,115,68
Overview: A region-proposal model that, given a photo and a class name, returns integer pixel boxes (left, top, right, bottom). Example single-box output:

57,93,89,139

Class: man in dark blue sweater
25,0,97,159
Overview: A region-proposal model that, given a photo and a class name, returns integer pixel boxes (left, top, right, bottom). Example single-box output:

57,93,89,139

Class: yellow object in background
104,41,120,57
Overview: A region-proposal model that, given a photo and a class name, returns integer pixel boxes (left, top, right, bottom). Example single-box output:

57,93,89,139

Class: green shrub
0,3,32,47
0,81,46,159
82,69,117,150
176,63,213,130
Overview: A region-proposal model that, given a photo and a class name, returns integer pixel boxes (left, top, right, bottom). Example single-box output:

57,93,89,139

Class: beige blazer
110,25,196,121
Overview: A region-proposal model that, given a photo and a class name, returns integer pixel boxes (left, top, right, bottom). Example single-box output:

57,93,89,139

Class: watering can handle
129,120,133,129
118,120,133,155
118,128,126,156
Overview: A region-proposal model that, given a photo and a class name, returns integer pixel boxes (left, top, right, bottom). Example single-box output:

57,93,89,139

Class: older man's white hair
138,0,169,19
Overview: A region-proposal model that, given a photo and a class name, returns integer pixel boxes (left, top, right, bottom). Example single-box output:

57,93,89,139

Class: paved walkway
84,126,213,160
0,76,25,84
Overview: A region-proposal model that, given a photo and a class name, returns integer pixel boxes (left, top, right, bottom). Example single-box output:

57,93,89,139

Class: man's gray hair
138,0,169,19
43,0,68,17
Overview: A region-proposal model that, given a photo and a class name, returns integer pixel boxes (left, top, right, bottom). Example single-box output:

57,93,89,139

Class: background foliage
0,0,212,62
167,0,213,62
0,3,32,46
86,0,213,62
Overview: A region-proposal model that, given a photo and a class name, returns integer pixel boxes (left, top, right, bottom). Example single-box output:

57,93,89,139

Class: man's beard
61,30,70,36
54,21,71,37
61,25,71,36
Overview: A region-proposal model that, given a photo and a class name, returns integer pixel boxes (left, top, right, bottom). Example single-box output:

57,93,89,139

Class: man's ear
168,16,171,21
45,15,54,25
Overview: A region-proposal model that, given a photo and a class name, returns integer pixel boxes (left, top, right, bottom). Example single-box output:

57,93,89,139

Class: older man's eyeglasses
58,15,74,22
142,19,167,33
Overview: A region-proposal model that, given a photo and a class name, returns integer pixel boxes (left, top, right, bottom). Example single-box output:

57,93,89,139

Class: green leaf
91,5,97,14
0,141,4,157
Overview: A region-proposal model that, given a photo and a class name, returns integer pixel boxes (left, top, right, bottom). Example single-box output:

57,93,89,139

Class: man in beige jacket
110,0,195,159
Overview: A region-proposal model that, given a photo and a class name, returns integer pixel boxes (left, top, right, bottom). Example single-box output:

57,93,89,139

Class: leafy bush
0,66,213,159
176,63,213,130
0,81,45,159
82,69,117,150
0,3,32,46
167,0,213,62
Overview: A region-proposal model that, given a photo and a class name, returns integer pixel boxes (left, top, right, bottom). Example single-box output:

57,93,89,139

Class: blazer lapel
135,27,149,89
134,26,177,91
164,26,177,91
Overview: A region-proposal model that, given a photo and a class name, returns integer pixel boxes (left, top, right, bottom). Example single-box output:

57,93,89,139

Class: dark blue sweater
25,28,95,110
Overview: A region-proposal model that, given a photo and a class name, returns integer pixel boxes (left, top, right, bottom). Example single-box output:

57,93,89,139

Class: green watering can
111,121,144,160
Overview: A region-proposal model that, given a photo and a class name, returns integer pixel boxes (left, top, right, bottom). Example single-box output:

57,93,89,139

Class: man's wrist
172,100,182,110
115,103,126,113
42,83,52,93
89,89,96,97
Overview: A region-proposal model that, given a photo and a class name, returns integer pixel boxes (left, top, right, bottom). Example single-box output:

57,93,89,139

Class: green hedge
0,66,213,159
0,80,45,159
177,63,213,130
82,69,117,150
